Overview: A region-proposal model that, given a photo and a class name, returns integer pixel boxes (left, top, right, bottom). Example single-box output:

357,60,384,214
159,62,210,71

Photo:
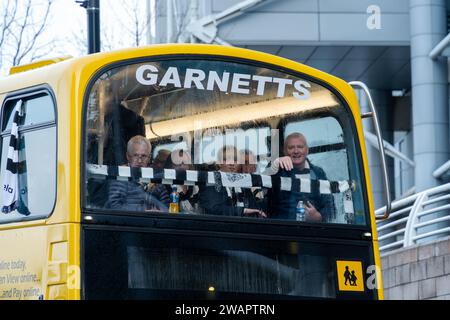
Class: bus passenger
239,149,268,213
164,149,198,213
153,149,171,169
105,135,170,212
198,146,267,218
268,132,334,222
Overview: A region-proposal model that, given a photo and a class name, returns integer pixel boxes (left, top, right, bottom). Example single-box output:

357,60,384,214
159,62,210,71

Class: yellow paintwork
0,43,382,300
8,56,73,75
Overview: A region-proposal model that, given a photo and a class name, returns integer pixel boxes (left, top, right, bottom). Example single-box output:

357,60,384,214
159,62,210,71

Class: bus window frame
278,111,368,225
0,84,58,224
80,54,371,234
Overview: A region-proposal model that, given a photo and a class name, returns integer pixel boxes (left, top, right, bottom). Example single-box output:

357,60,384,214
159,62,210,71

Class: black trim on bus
81,221,372,244
81,210,372,242
0,84,58,223
309,142,345,155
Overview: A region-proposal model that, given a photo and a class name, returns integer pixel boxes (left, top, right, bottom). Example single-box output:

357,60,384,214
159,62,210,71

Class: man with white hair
105,135,169,211
268,132,334,222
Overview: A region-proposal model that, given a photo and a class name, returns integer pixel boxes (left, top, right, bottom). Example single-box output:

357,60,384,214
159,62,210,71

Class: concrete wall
381,237,450,300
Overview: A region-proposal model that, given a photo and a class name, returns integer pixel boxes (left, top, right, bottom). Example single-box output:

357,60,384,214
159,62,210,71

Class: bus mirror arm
349,81,391,220
361,112,373,119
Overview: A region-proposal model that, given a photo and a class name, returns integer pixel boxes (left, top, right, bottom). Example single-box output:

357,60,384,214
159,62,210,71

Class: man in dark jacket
198,146,266,218
105,135,169,212
268,132,334,222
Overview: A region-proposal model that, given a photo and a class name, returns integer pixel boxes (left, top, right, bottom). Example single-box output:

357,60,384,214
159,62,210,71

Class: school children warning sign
336,260,364,292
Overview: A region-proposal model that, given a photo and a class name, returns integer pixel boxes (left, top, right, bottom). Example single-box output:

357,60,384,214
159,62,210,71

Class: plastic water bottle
296,200,305,221
169,186,180,213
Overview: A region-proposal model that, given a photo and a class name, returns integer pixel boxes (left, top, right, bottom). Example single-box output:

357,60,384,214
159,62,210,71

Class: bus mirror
349,81,391,220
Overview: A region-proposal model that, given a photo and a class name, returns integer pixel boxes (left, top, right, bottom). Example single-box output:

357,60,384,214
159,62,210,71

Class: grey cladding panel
365,58,409,77
277,46,317,61
218,13,319,43
212,0,319,13
318,0,409,13
360,59,410,89
379,47,410,60
244,45,281,55
304,59,338,73
308,46,351,59
320,13,410,43
332,60,372,79
346,46,389,59
390,62,411,90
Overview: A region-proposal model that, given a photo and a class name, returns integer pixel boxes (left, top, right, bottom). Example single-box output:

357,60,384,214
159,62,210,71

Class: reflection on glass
84,59,367,225
127,246,336,298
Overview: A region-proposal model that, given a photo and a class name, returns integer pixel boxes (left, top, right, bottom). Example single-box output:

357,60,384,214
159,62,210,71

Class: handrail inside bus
349,81,391,220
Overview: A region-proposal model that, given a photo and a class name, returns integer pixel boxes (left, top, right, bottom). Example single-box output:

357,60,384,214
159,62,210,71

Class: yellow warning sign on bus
336,260,364,292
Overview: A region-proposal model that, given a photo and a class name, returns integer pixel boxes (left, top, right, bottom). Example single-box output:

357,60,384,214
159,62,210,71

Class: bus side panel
0,223,80,300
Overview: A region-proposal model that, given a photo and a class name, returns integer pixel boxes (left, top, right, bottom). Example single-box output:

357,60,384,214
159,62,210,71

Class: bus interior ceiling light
145,91,337,139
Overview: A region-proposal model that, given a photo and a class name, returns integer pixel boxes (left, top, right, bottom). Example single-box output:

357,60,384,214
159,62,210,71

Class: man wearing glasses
105,135,170,212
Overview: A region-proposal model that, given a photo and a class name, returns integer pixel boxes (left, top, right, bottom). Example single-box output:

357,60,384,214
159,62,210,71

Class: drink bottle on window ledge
169,186,180,214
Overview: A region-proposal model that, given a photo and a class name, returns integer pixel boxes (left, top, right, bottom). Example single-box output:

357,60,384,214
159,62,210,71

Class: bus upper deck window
84,58,367,226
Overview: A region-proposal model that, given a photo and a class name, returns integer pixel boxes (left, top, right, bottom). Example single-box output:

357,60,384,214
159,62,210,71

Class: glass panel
20,128,56,213
2,94,55,131
2,101,18,131
84,58,367,225
127,247,336,298
285,117,365,225
83,229,379,299
22,94,55,126
0,135,10,208
0,127,56,222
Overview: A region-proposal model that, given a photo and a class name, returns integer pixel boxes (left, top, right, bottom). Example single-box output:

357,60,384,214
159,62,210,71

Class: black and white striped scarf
2,101,29,215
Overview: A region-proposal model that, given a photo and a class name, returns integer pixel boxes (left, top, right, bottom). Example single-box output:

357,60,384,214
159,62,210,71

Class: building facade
151,0,450,209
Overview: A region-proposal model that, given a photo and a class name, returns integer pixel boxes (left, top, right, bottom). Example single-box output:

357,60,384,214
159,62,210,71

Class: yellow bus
0,44,388,300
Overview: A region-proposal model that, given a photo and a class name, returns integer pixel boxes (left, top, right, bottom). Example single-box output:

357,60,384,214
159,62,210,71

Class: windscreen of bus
84,57,367,226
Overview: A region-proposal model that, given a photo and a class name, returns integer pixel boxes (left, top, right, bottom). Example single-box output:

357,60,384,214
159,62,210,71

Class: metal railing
376,183,450,253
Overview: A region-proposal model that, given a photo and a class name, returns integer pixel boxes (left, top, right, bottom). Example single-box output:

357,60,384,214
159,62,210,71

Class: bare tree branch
172,0,191,43
13,0,54,66
0,0,17,50
12,0,33,66
108,0,149,47
1,0,55,74
0,0,16,67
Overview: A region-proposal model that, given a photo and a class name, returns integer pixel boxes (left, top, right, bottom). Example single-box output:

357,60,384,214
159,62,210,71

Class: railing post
404,192,428,247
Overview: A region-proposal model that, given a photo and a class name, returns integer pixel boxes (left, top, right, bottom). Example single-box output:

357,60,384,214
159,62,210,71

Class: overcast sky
50,0,150,56
0,0,150,76
52,0,86,56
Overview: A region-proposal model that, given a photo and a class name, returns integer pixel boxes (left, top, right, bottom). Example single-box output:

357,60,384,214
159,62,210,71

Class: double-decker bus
0,44,389,300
